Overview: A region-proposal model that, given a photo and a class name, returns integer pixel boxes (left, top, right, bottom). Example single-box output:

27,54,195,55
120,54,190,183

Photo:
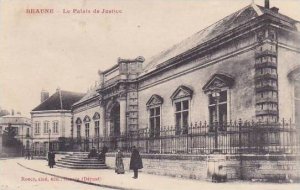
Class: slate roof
73,88,99,107
32,90,85,111
140,3,299,76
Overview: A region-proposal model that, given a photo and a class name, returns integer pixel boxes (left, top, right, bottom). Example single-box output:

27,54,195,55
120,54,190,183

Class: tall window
175,100,189,135
34,122,40,134
202,73,234,126
149,106,160,137
94,120,100,137
75,118,82,139
93,112,100,138
77,124,81,139
53,121,59,134
85,123,90,138
170,86,193,135
208,91,227,124
43,121,49,133
83,116,91,138
146,94,164,138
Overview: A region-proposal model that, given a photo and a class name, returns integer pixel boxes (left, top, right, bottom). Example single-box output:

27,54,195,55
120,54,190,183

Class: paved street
0,158,113,190
1,158,300,190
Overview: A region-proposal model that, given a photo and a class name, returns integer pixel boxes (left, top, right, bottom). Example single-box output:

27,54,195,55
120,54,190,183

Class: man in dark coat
48,151,55,168
47,151,51,167
129,146,143,179
50,152,56,168
98,145,108,163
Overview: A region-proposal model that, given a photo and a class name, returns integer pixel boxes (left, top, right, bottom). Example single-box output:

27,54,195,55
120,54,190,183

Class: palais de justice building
71,0,300,150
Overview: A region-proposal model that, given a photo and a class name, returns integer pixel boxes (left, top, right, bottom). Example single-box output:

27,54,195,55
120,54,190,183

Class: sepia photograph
0,0,300,189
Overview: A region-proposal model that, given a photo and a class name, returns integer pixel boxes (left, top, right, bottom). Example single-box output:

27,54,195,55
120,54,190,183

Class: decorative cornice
138,43,257,91
118,56,145,63
146,94,164,107
30,110,71,114
170,85,193,101
202,73,235,93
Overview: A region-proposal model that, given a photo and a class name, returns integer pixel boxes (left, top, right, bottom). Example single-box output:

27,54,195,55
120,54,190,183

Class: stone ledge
106,153,300,161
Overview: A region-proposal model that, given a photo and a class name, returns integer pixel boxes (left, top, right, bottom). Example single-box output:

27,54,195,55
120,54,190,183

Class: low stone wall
106,153,300,181
240,155,300,181
54,152,300,181
106,153,241,180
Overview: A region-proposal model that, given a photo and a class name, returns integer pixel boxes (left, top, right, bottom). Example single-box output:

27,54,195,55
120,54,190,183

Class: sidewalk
17,159,300,190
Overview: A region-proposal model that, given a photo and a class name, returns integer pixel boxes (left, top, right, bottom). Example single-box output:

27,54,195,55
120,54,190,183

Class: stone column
119,97,127,135
99,104,106,137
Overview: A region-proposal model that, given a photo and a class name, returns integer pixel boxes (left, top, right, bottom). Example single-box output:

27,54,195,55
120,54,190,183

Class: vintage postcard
0,0,300,189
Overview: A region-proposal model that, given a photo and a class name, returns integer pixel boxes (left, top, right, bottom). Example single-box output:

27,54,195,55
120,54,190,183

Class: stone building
63,0,300,180
0,113,32,151
72,84,101,151
73,0,300,142
31,89,84,155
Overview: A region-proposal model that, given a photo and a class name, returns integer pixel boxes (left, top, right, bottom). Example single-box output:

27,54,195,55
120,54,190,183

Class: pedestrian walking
47,151,51,168
48,151,55,168
129,146,143,179
115,149,125,174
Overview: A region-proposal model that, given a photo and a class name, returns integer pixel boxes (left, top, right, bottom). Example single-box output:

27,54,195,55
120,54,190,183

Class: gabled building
72,0,300,153
31,89,84,155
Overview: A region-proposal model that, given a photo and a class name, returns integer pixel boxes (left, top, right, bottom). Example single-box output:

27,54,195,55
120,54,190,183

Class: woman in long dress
115,149,125,174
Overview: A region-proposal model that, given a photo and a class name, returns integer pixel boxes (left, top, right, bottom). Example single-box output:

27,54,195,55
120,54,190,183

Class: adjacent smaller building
0,113,32,156
31,89,84,155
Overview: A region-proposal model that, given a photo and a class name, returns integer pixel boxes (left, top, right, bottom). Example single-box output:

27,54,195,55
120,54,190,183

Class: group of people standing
45,146,143,178
115,146,143,179
47,151,55,168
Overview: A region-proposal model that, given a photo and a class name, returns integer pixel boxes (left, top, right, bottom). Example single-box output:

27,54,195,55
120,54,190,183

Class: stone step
56,163,108,169
58,159,104,164
56,160,106,166
58,158,104,163
64,155,99,158
55,152,108,169
72,152,90,155
61,157,103,162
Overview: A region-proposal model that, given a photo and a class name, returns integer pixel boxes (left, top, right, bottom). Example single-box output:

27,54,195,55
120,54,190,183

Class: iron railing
100,119,300,154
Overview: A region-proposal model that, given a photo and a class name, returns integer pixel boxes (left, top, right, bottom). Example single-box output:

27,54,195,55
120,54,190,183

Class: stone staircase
56,152,108,169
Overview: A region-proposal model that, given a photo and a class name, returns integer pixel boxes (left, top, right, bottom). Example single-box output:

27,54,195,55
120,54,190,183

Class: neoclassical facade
72,1,300,149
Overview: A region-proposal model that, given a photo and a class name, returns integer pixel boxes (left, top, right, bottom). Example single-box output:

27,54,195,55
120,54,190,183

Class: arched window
83,116,91,138
171,85,193,135
75,118,82,139
93,112,100,137
146,94,163,137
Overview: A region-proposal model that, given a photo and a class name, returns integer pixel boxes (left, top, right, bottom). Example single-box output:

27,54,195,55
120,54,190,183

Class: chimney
98,70,104,86
11,109,14,116
265,0,270,9
41,89,49,103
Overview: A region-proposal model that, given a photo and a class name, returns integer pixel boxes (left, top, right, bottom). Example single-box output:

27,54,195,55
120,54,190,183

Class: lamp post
212,89,220,151
48,129,51,152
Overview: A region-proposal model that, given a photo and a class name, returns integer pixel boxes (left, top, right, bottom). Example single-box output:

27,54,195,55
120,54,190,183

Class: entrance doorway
109,103,120,150
110,103,120,137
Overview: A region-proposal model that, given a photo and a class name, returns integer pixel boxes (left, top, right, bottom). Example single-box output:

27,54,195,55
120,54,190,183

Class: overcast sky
0,0,299,117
